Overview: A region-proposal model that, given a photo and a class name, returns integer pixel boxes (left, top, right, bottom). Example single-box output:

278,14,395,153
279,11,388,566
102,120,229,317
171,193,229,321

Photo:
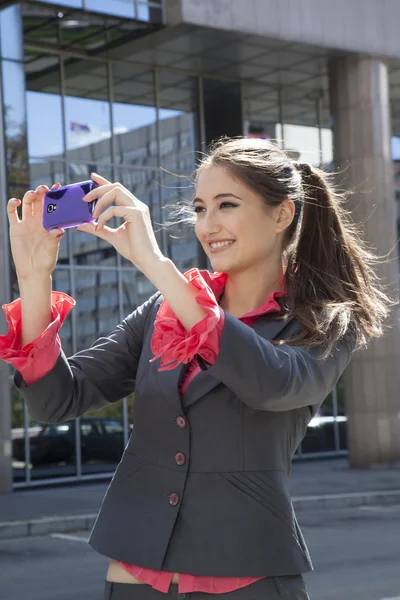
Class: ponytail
281,162,394,358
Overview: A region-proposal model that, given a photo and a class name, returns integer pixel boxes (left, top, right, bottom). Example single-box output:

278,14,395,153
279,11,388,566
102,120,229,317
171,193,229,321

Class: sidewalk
0,458,399,540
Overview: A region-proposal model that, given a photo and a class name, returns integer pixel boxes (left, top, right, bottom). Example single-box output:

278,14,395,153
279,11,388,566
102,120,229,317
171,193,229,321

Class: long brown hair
194,137,396,358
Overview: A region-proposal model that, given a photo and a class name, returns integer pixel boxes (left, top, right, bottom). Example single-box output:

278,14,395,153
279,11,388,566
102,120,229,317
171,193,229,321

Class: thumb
49,228,65,242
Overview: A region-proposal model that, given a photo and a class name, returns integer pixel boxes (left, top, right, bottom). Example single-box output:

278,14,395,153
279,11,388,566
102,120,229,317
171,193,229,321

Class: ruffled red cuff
0,292,75,386
150,269,225,371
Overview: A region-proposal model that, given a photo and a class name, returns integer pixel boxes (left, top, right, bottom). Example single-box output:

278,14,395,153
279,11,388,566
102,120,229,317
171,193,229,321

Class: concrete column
0,70,12,493
329,56,400,467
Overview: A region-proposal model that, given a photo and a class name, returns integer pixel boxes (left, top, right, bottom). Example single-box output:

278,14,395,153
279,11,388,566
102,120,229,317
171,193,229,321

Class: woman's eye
193,206,205,213
220,202,238,209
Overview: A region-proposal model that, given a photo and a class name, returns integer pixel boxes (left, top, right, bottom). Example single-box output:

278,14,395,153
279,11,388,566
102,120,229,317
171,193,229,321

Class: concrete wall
167,0,400,59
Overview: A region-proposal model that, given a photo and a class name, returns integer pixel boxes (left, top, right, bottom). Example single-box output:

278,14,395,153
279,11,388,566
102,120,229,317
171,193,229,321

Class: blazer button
175,452,186,466
169,493,180,506
176,416,187,429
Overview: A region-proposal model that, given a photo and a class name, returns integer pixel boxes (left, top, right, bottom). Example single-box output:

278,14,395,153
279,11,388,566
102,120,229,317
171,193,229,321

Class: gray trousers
104,576,310,600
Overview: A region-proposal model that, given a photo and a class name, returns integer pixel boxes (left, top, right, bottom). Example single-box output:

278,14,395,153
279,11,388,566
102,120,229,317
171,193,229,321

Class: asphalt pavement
1,504,399,600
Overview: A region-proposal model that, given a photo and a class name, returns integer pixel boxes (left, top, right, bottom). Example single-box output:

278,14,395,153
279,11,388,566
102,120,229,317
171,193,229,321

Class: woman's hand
7,184,64,282
80,174,208,333
77,173,164,273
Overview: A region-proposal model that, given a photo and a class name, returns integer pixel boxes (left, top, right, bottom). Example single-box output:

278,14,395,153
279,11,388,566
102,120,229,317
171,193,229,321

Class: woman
0,138,391,600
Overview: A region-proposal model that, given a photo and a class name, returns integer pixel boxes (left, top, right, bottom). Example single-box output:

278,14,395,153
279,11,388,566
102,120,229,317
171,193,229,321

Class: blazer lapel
182,314,295,409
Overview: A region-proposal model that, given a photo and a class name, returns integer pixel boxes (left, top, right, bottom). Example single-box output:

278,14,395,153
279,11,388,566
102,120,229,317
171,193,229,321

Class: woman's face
194,165,292,275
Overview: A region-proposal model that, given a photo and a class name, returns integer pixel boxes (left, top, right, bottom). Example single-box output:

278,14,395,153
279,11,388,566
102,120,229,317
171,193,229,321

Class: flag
70,121,90,133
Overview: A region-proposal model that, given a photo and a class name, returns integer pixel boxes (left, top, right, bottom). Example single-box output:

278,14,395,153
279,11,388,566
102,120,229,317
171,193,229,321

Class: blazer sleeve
198,312,356,412
14,292,161,424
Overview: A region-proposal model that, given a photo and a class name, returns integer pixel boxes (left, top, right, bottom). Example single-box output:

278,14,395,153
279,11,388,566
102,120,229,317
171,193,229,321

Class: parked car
301,414,347,453
12,418,127,465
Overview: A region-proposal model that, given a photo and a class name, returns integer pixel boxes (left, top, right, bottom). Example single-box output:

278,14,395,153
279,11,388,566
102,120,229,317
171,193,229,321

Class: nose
202,208,222,235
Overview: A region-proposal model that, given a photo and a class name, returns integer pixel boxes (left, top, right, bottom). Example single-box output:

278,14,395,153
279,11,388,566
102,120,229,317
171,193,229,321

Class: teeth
210,241,233,249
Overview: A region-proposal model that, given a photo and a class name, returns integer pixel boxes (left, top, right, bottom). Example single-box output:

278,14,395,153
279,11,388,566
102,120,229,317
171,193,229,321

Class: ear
276,199,295,232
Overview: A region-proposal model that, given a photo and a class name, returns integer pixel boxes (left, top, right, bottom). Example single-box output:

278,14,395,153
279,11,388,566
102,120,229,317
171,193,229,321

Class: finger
49,228,65,240
32,184,50,221
77,221,114,241
21,190,38,220
51,182,62,189
92,188,135,219
95,205,137,230
7,198,21,225
91,172,111,186
83,183,116,204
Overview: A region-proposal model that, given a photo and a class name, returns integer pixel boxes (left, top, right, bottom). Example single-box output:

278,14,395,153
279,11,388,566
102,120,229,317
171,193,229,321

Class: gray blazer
15,291,354,577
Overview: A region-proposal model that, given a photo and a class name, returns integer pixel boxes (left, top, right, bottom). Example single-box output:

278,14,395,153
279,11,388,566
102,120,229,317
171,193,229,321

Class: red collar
187,269,285,322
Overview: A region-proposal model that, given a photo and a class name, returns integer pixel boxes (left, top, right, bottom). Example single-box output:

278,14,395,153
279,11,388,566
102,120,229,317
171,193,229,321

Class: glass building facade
0,1,398,488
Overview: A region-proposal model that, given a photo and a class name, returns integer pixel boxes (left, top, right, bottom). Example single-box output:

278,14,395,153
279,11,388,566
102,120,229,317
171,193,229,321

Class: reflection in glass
27,92,64,160
161,170,198,272
243,83,280,144
113,64,157,167
74,269,119,350
122,268,155,315
53,269,73,356
33,0,82,7
11,388,31,484
73,269,126,471
203,79,242,143
85,0,135,19
277,89,332,166
0,4,23,61
158,71,198,172
30,160,64,190
64,61,111,163
2,60,29,201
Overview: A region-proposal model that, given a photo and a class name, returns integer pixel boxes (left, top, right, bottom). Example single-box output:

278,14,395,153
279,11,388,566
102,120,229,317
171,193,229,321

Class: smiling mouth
209,240,235,253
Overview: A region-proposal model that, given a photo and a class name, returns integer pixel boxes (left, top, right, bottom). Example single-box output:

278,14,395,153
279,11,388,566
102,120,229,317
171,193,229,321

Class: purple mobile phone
43,180,99,231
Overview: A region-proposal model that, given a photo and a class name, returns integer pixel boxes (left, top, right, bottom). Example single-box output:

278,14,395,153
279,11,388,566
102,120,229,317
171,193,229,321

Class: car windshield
41,424,72,436
103,420,124,434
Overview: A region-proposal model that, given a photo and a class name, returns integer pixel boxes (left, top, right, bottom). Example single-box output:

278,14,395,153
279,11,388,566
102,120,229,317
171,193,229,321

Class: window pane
280,88,324,166
26,90,64,160
162,170,198,271
158,71,199,172
121,269,155,314
243,83,280,143
85,0,135,19
2,59,29,201
74,269,119,350
112,64,157,167
29,160,64,191
53,269,73,356
137,1,163,23
32,0,83,7
0,4,23,61
73,269,125,472
64,61,111,162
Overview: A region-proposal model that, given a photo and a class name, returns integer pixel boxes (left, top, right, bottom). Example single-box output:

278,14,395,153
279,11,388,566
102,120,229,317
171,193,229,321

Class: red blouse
0,269,284,594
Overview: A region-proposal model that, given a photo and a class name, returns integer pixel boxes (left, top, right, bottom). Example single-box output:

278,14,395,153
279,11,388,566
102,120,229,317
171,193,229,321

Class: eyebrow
193,193,242,204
